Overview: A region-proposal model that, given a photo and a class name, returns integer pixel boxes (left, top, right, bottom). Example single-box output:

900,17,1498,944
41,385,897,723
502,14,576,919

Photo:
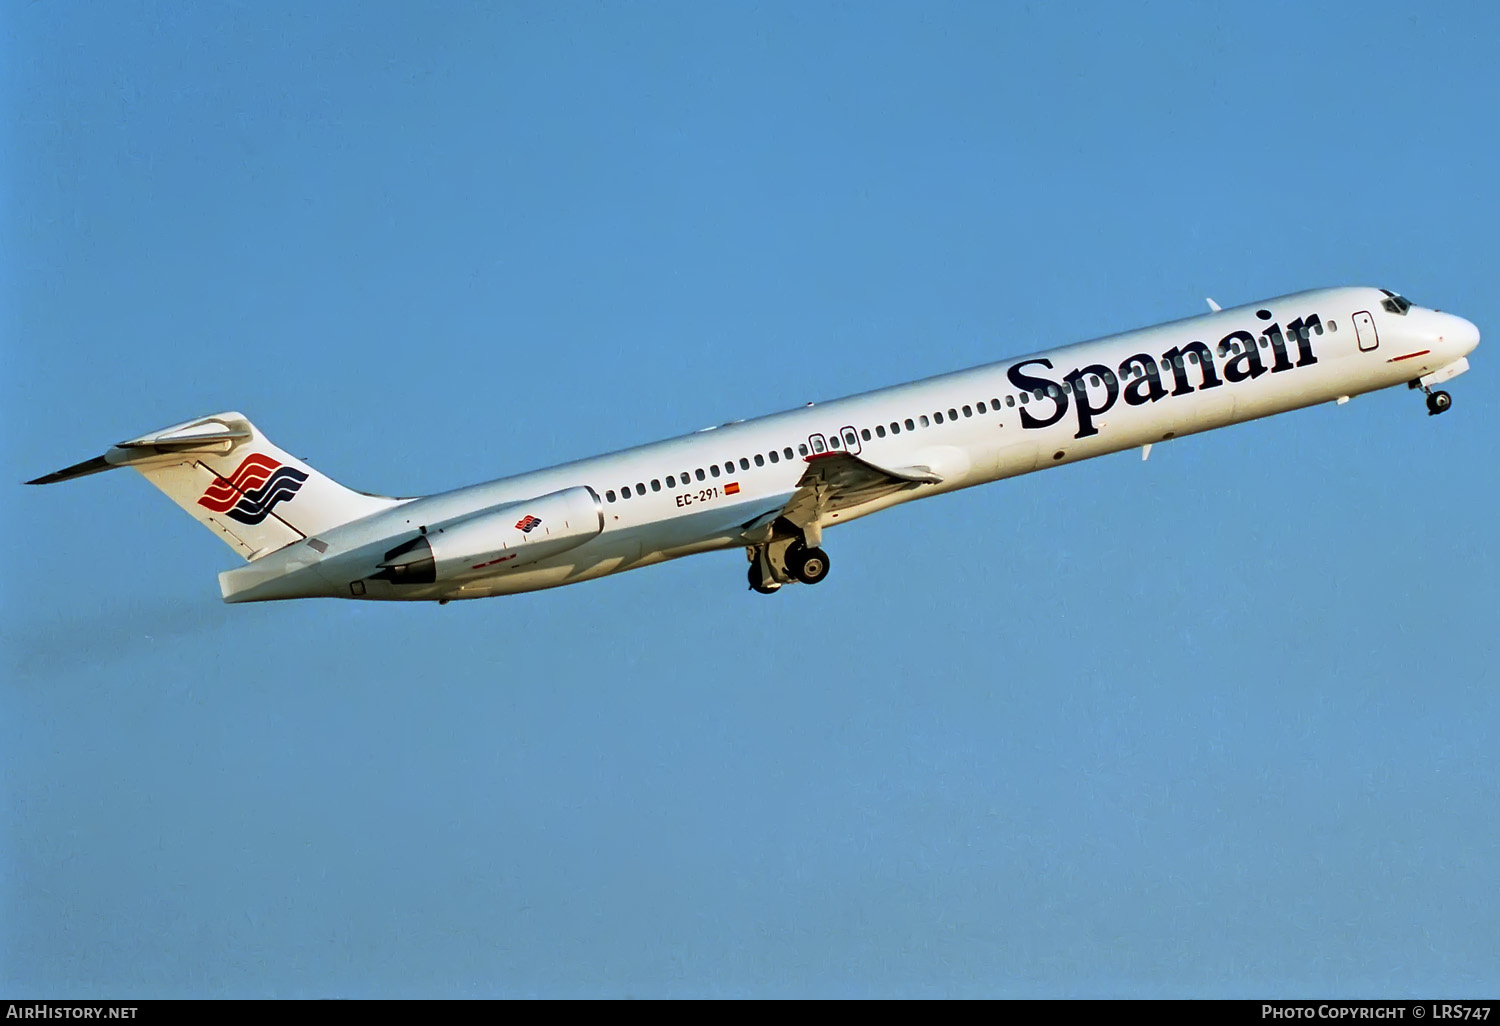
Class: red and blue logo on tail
198,454,308,525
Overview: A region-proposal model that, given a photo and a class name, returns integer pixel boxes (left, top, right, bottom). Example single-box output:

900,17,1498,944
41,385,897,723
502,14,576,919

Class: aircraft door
1353,310,1379,351
839,426,862,455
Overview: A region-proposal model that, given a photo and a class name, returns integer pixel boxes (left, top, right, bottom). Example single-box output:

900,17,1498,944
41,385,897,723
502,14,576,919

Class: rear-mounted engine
371,486,604,585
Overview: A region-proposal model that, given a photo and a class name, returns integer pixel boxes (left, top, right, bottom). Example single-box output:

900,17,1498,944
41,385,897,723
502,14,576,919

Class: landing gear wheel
748,564,780,595
786,544,831,585
1427,390,1452,416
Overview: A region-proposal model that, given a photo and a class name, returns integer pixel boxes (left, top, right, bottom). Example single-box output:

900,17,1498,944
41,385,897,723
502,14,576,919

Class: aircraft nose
1441,312,1480,356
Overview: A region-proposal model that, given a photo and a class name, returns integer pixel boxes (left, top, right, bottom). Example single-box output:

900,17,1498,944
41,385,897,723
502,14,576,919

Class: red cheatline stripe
1388,350,1431,363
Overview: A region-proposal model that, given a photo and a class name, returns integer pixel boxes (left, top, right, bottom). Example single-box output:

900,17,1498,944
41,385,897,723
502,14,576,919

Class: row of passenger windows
606,449,793,502
603,399,1012,502
602,322,1344,503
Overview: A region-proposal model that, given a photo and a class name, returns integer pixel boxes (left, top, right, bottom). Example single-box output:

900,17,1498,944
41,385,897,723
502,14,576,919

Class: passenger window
1313,323,1323,335
1047,386,1059,398
1006,395,1016,407
975,402,986,415
651,479,661,492
829,435,841,449
636,483,645,495
962,405,972,417
1019,392,1029,404
696,469,706,481
875,425,886,438
724,462,733,473
769,451,779,463
666,475,675,488
1089,375,1100,387
948,408,958,420
920,415,930,427
933,412,944,424
1328,320,1338,332
844,429,858,447
812,437,826,454
710,465,720,478
797,444,807,456
739,458,749,470
1033,389,1045,400
991,398,1001,409
1174,356,1184,368
861,428,871,441
905,418,915,431
754,454,764,467
620,487,631,499
606,490,616,502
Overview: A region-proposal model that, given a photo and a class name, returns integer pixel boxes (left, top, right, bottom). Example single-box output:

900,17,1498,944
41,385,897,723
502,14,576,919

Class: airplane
27,286,1480,604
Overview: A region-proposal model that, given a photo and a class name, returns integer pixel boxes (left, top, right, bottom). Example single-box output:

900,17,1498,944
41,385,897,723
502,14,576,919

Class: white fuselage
221,286,1480,602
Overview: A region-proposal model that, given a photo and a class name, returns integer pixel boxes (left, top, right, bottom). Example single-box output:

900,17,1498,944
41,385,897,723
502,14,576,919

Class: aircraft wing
740,450,941,541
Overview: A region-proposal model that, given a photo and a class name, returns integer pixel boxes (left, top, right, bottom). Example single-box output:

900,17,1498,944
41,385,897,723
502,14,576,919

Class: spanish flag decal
724,482,741,495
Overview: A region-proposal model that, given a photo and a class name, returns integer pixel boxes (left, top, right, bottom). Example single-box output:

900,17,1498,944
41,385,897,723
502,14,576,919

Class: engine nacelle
372,486,603,585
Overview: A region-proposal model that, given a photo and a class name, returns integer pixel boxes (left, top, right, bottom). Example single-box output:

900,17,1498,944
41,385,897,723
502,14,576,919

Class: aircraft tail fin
27,412,403,560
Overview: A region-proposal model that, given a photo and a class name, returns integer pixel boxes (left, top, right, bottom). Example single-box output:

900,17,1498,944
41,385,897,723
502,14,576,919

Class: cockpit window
1379,289,1412,315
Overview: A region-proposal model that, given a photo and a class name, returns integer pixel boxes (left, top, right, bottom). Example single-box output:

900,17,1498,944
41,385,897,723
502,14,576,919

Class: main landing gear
746,539,832,595
785,543,831,585
748,563,781,594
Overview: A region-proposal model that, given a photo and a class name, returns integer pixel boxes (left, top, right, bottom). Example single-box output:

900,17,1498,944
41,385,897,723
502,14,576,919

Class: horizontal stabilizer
28,411,404,560
26,455,116,486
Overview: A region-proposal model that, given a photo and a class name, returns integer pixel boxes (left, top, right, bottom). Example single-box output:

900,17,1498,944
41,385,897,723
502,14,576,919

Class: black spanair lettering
1161,341,1222,396
1118,353,1168,406
1063,364,1119,439
1219,329,1267,382
1257,308,1294,372
1007,359,1068,429
1285,314,1322,367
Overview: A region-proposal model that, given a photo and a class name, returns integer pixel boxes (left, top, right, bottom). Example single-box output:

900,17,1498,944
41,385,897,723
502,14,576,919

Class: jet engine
372,486,603,585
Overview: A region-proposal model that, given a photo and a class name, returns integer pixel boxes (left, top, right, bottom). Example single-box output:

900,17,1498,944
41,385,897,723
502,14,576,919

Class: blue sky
4,0,1498,998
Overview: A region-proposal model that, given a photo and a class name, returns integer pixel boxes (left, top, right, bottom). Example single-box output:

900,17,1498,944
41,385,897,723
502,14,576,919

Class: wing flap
750,450,935,536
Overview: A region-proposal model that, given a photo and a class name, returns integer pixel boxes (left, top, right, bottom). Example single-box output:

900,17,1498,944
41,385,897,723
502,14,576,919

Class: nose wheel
1426,389,1452,416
